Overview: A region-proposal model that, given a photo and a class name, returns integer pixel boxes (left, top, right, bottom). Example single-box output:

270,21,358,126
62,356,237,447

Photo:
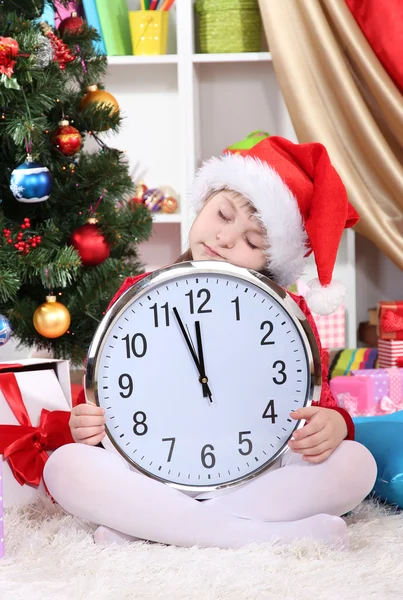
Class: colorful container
195,0,262,54
129,10,169,56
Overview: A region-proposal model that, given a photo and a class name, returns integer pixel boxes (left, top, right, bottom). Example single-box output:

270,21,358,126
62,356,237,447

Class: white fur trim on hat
305,278,346,315
192,154,308,287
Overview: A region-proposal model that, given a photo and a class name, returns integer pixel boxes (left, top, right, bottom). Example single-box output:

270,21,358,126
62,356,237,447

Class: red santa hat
191,136,360,316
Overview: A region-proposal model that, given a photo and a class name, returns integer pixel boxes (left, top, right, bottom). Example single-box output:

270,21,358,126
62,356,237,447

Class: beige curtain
258,0,403,269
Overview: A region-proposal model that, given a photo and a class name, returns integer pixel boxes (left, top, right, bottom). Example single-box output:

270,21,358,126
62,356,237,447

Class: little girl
44,136,377,550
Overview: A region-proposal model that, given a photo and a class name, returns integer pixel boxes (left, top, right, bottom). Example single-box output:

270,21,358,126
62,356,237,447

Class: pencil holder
129,10,169,56
195,0,262,54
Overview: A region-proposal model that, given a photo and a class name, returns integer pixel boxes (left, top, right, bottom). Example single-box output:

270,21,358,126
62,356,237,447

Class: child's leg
44,443,348,549
207,441,377,521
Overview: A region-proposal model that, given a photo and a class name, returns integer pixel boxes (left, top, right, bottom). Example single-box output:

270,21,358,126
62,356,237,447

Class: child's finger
292,418,325,440
73,403,105,416
303,449,333,464
288,430,326,450
80,431,106,446
71,414,106,429
74,425,105,440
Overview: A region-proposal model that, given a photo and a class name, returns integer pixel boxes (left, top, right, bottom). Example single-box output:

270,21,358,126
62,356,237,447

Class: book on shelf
95,0,132,56
82,0,107,55
38,3,55,26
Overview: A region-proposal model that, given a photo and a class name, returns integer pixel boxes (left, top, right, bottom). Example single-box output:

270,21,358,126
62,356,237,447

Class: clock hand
172,307,213,402
195,320,210,399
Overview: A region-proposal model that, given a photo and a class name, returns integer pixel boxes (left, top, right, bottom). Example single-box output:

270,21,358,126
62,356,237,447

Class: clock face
86,262,320,491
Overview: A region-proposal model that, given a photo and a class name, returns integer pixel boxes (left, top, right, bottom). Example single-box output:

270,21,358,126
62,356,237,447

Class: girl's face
189,190,267,271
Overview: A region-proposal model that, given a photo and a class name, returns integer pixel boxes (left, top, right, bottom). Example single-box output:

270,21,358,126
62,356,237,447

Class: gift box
296,280,345,348
330,375,374,416
0,359,73,508
378,339,403,368
350,367,403,414
329,347,378,379
377,301,403,341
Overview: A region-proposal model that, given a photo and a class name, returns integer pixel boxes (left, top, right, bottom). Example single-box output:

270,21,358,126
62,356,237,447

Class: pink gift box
330,376,374,416
350,367,403,415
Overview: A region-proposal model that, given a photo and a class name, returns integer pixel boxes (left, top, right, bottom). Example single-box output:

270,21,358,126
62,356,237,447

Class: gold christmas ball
160,196,178,214
33,295,71,338
80,84,119,115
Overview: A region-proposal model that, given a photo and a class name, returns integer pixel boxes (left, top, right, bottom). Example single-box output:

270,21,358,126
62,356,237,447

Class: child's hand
288,407,347,464
69,403,106,445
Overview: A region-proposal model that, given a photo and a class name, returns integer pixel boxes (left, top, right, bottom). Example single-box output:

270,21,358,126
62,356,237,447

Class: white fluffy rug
1,499,403,600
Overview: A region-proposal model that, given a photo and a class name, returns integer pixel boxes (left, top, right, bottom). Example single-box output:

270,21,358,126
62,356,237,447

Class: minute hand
195,320,210,399
172,307,213,402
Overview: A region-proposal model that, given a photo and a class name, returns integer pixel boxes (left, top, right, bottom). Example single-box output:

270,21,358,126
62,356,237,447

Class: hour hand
173,307,213,402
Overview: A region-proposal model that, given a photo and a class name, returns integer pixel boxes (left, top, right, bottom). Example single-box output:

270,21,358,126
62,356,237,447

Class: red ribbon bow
0,370,73,486
381,309,403,333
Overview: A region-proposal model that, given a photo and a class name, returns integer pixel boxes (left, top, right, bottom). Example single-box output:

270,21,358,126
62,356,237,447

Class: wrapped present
378,339,403,368
328,348,378,379
296,280,345,348
350,367,403,414
377,301,403,341
0,359,73,508
0,461,3,559
330,375,374,416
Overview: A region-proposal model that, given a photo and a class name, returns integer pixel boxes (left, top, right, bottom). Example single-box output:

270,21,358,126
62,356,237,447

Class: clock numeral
201,444,216,469
238,431,252,456
231,296,241,321
118,373,133,398
162,437,176,462
260,321,274,345
272,360,287,385
122,333,147,358
150,302,170,328
262,399,278,423
186,289,212,315
133,411,148,436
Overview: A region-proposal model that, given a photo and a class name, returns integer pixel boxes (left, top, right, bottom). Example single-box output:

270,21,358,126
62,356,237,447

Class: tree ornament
53,119,82,156
70,218,111,266
80,84,119,117
10,155,52,203
40,22,75,70
0,37,19,78
33,296,71,338
0,314,12,346
59,12,85,37
34,35,53,69
143,188,164,212
160,196,178,214
3,218,42,255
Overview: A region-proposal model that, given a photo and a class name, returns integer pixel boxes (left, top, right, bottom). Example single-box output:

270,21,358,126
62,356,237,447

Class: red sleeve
287,291,355,440
107,272,151,311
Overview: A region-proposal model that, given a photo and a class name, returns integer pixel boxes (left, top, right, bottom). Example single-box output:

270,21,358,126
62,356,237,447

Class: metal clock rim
85,260,322,493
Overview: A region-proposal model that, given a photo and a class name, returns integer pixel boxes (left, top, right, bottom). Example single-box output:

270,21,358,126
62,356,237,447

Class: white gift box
0,359,72,508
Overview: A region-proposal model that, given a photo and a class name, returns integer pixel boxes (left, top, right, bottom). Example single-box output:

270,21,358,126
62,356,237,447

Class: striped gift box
378,339,403,368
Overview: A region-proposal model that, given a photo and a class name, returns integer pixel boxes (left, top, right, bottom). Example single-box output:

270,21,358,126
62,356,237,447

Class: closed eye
218,210,230,222
245,237,258,250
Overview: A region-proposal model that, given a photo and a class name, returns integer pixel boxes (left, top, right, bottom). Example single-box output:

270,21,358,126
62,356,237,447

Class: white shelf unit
102,0,357,347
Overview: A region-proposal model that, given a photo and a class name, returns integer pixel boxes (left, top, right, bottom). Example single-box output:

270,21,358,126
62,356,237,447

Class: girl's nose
216,228,235,248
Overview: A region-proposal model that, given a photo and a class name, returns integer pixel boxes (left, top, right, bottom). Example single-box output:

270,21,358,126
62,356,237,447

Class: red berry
7,238,13,244
31,242,37,248
24,218,30,223
17,233,23,240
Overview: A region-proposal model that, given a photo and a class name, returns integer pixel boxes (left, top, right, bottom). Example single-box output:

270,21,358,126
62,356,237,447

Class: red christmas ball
59,12,85,36
53,120,82,156
70,219,111,266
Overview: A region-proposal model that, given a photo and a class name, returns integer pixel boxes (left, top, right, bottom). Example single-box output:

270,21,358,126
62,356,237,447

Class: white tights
43,440,377,550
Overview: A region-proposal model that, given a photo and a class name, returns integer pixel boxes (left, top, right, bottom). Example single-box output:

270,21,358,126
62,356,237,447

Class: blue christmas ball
10,156,53,203
0,314,12,347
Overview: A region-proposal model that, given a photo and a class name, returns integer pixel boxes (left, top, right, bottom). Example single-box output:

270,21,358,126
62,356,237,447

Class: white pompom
305,278,346,315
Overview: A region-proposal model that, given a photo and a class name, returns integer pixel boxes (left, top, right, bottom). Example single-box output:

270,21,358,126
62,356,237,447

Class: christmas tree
0,0,152,364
